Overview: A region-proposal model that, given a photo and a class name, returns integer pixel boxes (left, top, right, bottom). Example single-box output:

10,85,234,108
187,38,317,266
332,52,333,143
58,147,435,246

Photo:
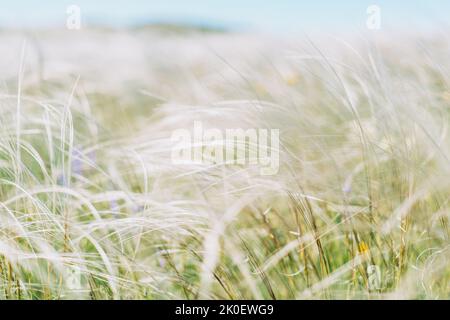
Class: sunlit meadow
0,22,449,299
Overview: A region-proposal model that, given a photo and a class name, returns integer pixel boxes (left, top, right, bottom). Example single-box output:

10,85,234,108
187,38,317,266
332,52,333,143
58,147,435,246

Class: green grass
0,29,449,299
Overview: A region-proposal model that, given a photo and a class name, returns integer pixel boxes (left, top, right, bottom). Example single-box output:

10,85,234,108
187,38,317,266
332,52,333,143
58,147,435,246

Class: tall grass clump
0,29,449,299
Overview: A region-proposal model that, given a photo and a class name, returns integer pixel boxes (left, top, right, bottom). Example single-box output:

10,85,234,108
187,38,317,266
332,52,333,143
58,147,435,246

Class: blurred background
0,0,448,33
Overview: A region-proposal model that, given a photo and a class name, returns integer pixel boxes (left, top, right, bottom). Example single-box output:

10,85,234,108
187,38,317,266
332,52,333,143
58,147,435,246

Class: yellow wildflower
358,241,369,254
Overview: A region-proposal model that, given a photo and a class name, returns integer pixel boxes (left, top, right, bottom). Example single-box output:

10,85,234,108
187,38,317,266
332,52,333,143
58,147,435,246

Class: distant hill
132,22,230,34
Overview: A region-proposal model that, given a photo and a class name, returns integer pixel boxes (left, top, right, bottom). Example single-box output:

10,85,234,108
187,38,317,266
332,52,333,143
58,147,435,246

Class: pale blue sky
0,0,448,32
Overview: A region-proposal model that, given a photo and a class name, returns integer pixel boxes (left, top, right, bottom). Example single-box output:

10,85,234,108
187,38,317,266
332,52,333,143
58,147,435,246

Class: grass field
0,27,449,299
